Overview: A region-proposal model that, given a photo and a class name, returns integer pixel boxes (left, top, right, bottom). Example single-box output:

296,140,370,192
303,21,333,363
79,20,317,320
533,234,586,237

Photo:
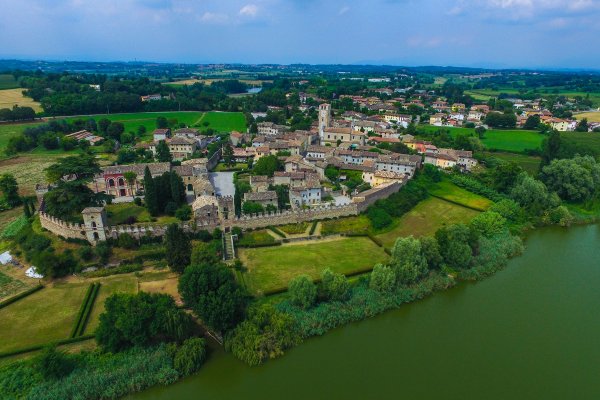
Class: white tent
0,251,12,265
25,266,44,279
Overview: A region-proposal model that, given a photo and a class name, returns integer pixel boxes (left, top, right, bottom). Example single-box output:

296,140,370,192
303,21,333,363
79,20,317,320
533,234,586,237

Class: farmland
375,197,480,249
574,111,600,122
0,88,43,112
428,178,494,211
561,131,600,156
238,236,389,295
465,88,600,107
487,152,541,174
0,74,20,90
418,125,545,153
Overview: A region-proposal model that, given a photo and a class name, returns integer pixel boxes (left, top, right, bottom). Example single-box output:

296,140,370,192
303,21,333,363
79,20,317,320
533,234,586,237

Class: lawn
487,152,541,175
428,178,494,211
0,282,89,353
419,125,545,153
238,230,277,247
278,222,310,235
85,275,138,333
195,111,246,133
239,236,389,295
0,88,42,112
321,214,372,235
375,197,480,248
105,203,179,226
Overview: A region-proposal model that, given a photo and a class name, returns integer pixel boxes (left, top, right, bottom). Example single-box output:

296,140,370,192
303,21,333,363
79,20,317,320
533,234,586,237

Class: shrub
77,246,94,261
175,205,192,221
117,233,138,249
94,242,112,264
369,264,396,293
320,269,350,302
173,338,207,376
36,345,74,380
288,275,317,309
449,174,505,202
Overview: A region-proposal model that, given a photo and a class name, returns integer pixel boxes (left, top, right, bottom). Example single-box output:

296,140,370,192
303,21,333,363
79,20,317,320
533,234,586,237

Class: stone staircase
223,232,235,261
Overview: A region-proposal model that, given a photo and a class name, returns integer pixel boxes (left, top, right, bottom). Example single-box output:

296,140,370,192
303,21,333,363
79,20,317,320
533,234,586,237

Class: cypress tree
170,172,185,205
144,167,159,216
165,223,191,273
23,200,32,218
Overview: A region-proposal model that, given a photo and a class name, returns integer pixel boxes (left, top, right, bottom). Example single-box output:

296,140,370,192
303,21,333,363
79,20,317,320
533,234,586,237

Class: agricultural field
0,207,24,235
194,111,246,133
0,88,43,112
0,154,66,195
428,178,494,211
487,152,541,175
465,88,600,107
375,197,480,249
0,74,20,90
238,236,389,295
419,125,544,153
574,112,600,122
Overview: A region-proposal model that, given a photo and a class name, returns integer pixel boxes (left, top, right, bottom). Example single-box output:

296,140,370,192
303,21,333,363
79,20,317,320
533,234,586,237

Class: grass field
0,75,19,90
0,154,67,195
278,222,310,235
574,112,600,122
0,88,42,112
85,275,138,333
0,282,89,353
0,207,24,234
375,197,480,248
428,178,494,211
487,152,541,174
239,236,389,294
465,88,600,107
561,131,600,156
194,111,246,133
105,203,178,226
418,125,544,153
321,214,372,235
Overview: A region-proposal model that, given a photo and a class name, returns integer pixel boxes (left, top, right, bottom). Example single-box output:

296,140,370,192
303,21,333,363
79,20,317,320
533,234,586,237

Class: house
257,122,290,136
249,175,271,193
289,182,322,208
322,127,366,146
232,147,255,163
451,103,466,113
230,131,244,146
153,128,171,142
375,155,420,177
243,191,278,209
362,170,406,187
150,136,197,161
98,162,171,199
432,101,449,112
336,149,379,165
306,145,333,160
141,94,162,102
438,149,478,171
173,128,199,139
429,114,446,126
424,152,457,169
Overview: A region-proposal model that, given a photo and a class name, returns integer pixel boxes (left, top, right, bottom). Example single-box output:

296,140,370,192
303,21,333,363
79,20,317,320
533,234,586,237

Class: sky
0,0,599,69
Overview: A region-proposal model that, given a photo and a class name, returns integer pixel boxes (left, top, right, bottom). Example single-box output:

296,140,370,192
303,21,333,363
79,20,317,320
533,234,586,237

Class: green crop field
561,131,600,156
419,125,544,153
466,88,600,107
375,197,480,249
428,178,494,211
194,111,246,133
238,236,389,295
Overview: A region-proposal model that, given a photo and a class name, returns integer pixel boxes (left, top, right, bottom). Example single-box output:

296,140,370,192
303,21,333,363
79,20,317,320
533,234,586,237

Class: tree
320,268,350,302
123,171,137,197
156,140,172,162
156,116,168,129
164,224,191,273
0,174,21,208
419,236,443,270
489,162,523,194
190,241,220,265
575,118,589,132
435,224,474,270
36,345,74,380
469,211,507,238
106,122,125,141
96,292,194,352
523,115,541,130
169,172,185,206
541,130,562,166
33,249,78,278
489,199,522,222
510,172,558,215
143,166,159,216
540,155,600,202
173,338,207,376
242,201,264,214
485,112,516,128
178,263,248,332
288,275,317,309
98,118,111,134
252,155,280,177
223,143,234,166
390,236,428,285
369,264,396,293
225,305,301,366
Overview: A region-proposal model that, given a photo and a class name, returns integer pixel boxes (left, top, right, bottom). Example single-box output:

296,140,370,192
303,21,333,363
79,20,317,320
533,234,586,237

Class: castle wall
39,212,87,241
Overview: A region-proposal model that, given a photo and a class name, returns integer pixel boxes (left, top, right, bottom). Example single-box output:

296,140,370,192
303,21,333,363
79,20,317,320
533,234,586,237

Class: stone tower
318,103,331,143
82,207,107,244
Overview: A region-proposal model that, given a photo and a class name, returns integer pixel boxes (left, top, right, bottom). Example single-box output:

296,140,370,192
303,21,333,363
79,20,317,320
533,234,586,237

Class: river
132,224,600,400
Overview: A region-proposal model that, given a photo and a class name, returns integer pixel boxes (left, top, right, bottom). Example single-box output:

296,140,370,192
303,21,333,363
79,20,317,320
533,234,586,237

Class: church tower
318,103,331,144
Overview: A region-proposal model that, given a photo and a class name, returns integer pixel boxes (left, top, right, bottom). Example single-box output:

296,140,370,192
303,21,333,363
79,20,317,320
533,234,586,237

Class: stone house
244,191,278,209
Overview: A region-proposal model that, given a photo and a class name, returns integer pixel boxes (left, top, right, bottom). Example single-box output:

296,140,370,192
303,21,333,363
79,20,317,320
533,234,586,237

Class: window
108,179,115,187
118,178,125,186
91,221,97,228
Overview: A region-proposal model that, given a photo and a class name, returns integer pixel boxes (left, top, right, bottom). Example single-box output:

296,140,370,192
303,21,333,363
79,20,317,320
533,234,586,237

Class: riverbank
132,223,600,400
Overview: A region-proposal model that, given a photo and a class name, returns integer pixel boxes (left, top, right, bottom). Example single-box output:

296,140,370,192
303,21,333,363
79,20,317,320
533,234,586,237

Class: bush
369,264,396,293
77,246,94,261
175,205,192,221
320,269,350,302
133,197,142,206
173,338,207,376
449,174,505,203
117,233,138,249
36,345,74,380
288,275,317,309
94,242,112,264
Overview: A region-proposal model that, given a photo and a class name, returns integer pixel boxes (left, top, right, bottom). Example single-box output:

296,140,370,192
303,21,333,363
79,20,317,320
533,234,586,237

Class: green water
132,225,600,400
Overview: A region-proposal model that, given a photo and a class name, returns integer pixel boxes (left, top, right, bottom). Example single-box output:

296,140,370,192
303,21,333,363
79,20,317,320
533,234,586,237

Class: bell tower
318,103,331,144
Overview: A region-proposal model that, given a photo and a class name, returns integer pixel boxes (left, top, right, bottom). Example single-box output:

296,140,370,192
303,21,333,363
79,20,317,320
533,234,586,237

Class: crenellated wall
39,212,87,241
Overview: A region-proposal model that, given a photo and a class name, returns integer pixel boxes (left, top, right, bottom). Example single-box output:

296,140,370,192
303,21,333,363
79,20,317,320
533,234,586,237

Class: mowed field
428,178,494,211
239,236,389,295
0,88,42,112
419,125,544,153
574,112,600,122
375,197,480,249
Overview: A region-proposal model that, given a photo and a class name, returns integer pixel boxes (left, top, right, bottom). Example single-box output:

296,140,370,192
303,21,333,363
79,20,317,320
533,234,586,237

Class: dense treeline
0,105,36,121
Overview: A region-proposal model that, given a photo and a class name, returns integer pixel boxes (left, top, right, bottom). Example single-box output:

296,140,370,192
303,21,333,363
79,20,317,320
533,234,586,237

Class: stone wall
224,203,360,230
39,212,87,241
354,181,403,213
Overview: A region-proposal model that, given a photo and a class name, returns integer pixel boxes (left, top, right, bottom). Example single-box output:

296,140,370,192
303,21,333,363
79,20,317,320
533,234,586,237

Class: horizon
1,0,599,70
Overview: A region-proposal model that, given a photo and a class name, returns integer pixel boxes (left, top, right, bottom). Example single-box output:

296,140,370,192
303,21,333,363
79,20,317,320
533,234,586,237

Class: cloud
200,11,229,24
239,4,258,17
